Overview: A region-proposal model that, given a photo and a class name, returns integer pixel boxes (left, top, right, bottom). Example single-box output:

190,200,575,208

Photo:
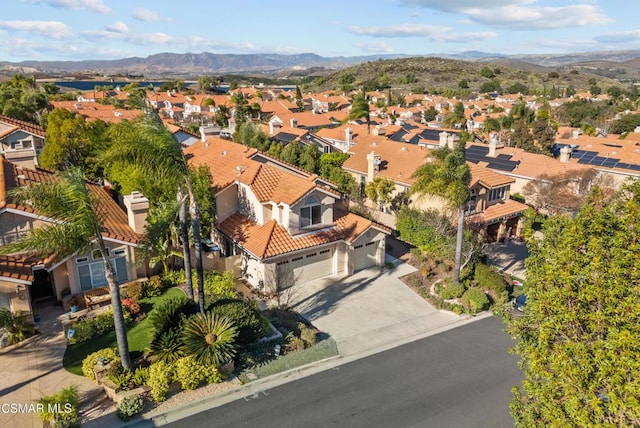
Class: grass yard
63,287,184,376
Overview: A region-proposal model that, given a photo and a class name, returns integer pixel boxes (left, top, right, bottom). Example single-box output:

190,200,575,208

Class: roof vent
401,146,408,152
221,150,228,156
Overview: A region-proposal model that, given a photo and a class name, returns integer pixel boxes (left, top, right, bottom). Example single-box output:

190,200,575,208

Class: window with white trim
300,196,322,228
77,248,128,291
488,186,507,202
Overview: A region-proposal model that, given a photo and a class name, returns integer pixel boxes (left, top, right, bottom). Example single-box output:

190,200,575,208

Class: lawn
63,287,184,376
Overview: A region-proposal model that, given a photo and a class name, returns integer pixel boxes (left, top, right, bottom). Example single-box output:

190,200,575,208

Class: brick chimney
123,191,149,234
366,151,381,182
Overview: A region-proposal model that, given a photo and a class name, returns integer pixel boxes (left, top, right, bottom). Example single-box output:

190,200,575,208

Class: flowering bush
121,298,141,316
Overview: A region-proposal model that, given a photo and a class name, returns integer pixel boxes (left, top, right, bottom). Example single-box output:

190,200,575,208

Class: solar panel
590,156,608,165
616,162,630,170
601,159,619,168
628,165,640,171
488,162,517,171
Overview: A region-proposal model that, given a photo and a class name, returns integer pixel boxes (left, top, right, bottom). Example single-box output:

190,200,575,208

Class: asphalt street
163,316,521,428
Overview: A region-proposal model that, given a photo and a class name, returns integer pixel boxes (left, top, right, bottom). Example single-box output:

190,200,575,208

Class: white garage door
291,248,333,282
353,241,378,272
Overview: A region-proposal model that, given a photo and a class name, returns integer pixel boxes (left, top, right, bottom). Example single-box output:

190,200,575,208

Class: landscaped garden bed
64,269,335,421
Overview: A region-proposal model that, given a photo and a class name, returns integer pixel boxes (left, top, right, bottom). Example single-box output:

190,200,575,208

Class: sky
0,0,637,62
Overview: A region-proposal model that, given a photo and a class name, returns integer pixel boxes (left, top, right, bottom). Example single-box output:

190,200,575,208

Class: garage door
353,241,378,272
291,248,333,282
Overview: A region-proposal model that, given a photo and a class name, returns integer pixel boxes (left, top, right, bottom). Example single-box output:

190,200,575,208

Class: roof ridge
254,220,277,258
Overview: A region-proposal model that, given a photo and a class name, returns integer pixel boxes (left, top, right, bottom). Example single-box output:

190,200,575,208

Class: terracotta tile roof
49,101,143,124
0,125,19,139
0,115,45,138
217,207,388,260
0,255,36,282
467,199,529,225
249,164,316,205
0,158,140,244
468,162,515,188
342,135,432,186
555,133,640,176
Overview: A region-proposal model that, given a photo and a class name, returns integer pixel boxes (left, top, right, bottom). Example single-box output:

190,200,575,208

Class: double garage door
353,241,379,272
290,248,334,283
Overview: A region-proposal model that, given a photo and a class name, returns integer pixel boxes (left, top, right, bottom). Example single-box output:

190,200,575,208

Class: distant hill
0,49,639,83
313,56,621,94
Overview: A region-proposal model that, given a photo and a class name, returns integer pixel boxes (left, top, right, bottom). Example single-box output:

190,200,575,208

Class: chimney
290,118,297,128
123,191,149,234
200,126,206,142
345,127,353,145
488,139,498,158
439,131,449,148
366,151,381,182
559,146,572,163
447,133,458,150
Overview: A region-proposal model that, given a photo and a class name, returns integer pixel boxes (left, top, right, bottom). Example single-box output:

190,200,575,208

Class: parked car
513,294,527,312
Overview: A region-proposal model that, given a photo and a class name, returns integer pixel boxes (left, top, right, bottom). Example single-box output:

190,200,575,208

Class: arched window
300,196,322,227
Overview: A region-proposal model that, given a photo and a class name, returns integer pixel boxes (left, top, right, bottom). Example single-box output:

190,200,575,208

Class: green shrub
68,310,116,343
203,365,224,384
143,275,164,298
82,348,121,381
147,328,184,364
461,288,490,313
148,294,189,337
116,394,144,421
109,370,134,391
202,270,237,298
148,360,174,402
123,281,144,300
439,281,465,300
209,300,261,345
174,356,206,390
132,366,150,388
473,264,509,304
161,269,186,288
38,386,80,428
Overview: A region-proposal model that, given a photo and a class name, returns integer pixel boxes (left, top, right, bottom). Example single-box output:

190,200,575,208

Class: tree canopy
508,180,640,427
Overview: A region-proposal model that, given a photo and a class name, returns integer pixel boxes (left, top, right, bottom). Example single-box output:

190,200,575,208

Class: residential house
0,115,46,170
184,137,389,293
0,158,147,317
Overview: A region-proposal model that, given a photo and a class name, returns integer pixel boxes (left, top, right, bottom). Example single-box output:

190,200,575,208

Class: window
77,249,128,290
488,186,507,201
300,196,322,228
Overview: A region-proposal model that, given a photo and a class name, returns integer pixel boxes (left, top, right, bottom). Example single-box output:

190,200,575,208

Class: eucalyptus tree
410,141,471,283
0,168,133,369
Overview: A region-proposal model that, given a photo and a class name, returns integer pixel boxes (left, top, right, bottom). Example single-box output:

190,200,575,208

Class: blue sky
0,0,636,62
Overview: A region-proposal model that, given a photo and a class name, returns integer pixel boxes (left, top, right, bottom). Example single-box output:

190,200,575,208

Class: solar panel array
465,145,520,172
556,144,640,172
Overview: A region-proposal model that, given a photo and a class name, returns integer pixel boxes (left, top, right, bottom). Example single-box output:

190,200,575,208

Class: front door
30,268,54,301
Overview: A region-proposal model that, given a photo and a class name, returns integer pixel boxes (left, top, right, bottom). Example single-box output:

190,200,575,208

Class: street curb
126,312,494,427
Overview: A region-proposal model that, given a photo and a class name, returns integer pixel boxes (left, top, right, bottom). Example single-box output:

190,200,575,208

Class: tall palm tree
0,168,133,369
104,116,208,311
410,141,471,283
348,91,371,134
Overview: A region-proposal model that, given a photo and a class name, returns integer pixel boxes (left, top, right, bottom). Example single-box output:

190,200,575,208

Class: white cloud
33,0,111,14
348,23,451,38
595,31,640,44
440,31,496,43
354,41,394,53
0,38,79,59
106,21,128,34
132,8,171,23
0,20,72,39
398,0,612,30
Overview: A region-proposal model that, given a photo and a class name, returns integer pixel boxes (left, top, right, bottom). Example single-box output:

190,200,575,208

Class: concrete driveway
291,256,461,357
483,239,529,280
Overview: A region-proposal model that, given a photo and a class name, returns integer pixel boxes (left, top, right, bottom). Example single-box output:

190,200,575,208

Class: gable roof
467,162,515,189
0,115,46,138
217,207,389,260
0,158,140,244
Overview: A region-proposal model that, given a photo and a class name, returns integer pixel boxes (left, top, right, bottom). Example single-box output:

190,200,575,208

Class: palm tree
348,91,371,134
104,115,207,311
181,312,238,366
0,168,133,369
410,141,471,283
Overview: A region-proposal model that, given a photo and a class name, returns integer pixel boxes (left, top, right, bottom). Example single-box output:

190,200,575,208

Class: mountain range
2,49,640,78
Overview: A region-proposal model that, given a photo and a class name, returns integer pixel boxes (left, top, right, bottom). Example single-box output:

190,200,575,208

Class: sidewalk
0,302,114,428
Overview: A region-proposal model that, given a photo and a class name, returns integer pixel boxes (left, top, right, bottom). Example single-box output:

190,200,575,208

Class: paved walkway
292,256,462,356
0,302,114,428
